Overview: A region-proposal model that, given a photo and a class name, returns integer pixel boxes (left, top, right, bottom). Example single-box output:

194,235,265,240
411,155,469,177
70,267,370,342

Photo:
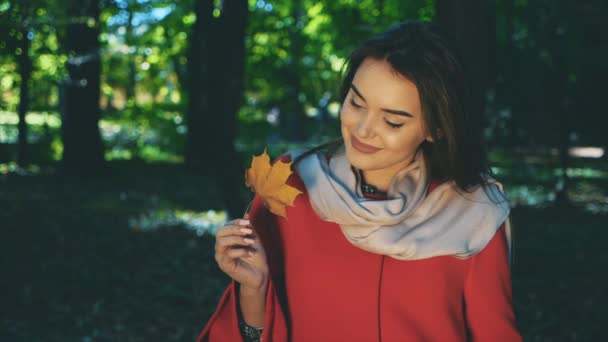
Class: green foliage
0,0,63,112
1,0,438,162
243,0,434,140
2,0,606,163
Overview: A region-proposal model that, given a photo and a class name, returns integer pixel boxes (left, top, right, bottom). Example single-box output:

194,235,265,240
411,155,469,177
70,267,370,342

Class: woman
198,21,522,342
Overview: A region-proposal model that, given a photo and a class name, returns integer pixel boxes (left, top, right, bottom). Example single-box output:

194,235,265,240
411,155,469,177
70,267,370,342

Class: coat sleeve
197,157,293,342
464,221,523,341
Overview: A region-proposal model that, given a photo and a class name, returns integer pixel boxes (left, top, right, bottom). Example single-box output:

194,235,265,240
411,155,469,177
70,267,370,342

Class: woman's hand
214,218,269,292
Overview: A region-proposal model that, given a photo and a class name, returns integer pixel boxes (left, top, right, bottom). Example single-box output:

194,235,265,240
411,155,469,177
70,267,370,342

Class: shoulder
427,178,444,194
274,152,308,195
280,151,445,196
275,152,293,163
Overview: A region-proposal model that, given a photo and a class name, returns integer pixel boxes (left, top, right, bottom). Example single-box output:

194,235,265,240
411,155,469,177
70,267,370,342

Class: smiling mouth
351,136,382,153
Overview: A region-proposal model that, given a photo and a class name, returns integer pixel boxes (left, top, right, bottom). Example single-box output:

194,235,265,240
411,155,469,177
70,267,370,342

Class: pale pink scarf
291,144,512,265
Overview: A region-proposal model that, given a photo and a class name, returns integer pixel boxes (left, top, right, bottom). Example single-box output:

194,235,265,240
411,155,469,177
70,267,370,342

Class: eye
385,119,404,129
350,98,362,109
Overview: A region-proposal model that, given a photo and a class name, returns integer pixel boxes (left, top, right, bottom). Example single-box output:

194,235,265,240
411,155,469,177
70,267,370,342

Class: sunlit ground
129,209,227,235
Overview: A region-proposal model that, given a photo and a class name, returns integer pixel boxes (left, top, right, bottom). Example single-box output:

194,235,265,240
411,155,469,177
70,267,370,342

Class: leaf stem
243,198,254,220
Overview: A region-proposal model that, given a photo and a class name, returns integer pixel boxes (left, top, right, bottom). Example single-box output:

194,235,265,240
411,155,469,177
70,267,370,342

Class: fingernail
244,238,254,244
238,219,250,226
240,228,253,234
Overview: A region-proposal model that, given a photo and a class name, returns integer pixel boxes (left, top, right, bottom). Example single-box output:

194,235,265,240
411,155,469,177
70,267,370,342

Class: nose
356,110,377,138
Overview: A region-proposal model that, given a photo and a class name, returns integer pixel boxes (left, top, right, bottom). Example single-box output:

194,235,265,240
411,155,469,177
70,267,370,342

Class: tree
0,1,37,167
59,0,106,175
15,20,32,167
281,0,306,142
492,0,607,205
435,0,496,135
185,0,249,218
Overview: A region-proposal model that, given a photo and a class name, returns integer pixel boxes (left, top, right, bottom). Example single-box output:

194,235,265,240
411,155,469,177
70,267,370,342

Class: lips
351,136,382,153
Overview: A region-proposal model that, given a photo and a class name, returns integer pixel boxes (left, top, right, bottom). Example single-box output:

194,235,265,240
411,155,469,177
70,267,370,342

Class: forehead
352,58,420,110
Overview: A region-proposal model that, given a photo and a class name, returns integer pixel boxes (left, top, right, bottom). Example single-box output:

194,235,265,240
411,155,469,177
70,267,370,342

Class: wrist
239,281,268,297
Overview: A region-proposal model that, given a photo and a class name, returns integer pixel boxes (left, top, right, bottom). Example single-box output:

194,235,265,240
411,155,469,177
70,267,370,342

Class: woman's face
340,58,428,175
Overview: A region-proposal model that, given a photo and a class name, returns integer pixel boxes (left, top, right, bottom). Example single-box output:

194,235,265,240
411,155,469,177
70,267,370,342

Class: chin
344,143,381,171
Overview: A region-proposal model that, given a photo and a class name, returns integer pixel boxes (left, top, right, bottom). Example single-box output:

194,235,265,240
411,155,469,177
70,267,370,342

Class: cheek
340,108,356,135
382,133,404,150
384,127,424,152
340,107,357,127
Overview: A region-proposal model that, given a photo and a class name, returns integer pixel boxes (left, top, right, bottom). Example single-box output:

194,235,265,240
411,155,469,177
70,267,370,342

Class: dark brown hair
294,21,504,201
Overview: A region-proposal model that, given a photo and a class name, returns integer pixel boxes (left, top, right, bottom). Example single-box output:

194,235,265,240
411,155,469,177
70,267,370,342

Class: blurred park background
1,0,607,341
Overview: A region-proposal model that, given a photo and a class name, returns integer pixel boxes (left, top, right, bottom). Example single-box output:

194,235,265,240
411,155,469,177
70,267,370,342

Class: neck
360,153,417,192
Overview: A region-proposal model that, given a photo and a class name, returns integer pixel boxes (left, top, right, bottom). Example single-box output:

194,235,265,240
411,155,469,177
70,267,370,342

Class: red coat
198,154,522,342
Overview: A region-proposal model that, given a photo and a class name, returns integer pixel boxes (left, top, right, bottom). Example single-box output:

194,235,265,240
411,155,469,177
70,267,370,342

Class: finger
225,246,255,260
215,235,255,253
227,218,251,227
218,219,251,232
216,221,253,238
216,247,253,272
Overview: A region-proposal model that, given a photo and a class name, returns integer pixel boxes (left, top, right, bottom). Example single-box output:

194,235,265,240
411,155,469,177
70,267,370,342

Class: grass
1,155,607,341
1,161,232,341
510,206,606,341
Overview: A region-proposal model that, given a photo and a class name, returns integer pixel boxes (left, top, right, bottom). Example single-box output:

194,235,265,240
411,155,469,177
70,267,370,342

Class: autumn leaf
244,149,302,219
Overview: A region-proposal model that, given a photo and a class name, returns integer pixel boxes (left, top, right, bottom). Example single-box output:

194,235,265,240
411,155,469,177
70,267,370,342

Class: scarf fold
291,144,512,264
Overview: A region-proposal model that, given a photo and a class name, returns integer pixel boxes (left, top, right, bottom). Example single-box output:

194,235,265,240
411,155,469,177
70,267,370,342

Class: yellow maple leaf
244,149,302,219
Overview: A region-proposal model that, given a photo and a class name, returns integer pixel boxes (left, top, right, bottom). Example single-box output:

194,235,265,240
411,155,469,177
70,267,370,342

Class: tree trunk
551,29,573,207
503,0,520,148
17,29,32,167
60,0,105,175
214,0,249,218
126,7,136,104
282,0,306,142
435,0,495,130
554,98,572,207
164,28,186,96
554,136,572,206
125,5,141,160
377,0,385,13
184,0,213,171
185,0,249,218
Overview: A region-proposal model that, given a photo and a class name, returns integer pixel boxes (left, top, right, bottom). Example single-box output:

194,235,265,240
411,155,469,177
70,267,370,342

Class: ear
427,129,443,142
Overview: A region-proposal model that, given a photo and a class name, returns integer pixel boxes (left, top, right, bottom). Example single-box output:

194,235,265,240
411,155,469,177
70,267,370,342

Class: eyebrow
350,84,415,118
